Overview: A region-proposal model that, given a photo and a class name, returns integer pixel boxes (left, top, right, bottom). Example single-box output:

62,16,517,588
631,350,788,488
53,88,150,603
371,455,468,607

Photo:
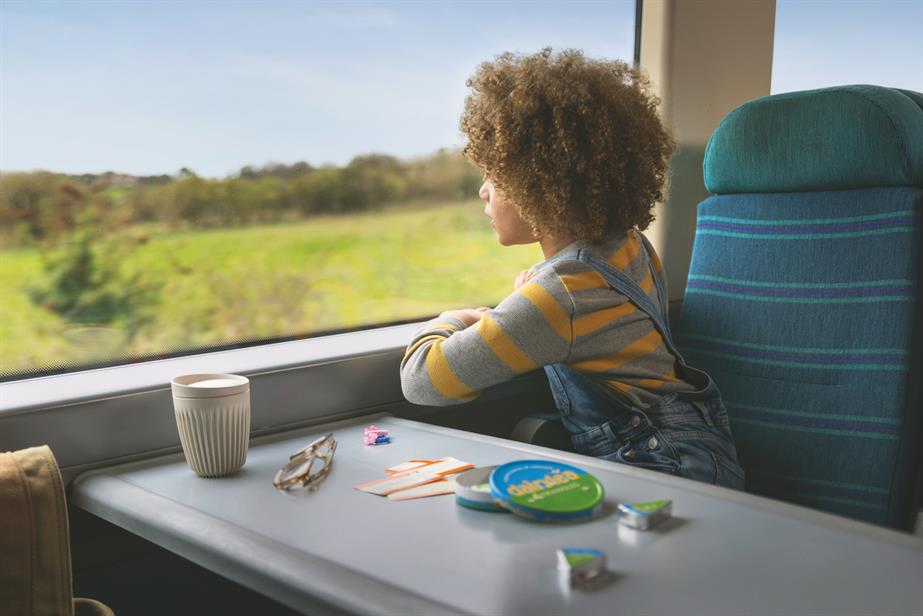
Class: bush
25,226,162,337
0,149,485,244
0,172,85,245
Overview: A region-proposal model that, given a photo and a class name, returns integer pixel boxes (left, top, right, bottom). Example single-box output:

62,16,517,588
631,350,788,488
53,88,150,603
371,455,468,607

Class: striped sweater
400,229,695,408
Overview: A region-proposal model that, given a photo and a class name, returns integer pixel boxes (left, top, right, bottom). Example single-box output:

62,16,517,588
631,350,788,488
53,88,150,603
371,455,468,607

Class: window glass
0,1,635,379
772,0,923,93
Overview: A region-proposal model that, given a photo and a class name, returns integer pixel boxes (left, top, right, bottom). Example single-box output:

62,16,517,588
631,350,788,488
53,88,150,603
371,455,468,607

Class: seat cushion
677,186,922,528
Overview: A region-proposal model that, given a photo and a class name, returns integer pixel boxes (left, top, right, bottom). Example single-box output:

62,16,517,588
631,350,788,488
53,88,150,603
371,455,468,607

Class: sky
771,0,923,95
0,0,635,178
0,0,920,179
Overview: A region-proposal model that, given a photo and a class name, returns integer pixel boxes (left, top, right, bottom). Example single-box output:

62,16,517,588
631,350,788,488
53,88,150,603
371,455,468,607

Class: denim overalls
542,233,745,489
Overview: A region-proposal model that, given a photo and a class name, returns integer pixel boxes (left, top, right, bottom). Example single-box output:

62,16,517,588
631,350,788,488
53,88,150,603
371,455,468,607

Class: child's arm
400,267,574,406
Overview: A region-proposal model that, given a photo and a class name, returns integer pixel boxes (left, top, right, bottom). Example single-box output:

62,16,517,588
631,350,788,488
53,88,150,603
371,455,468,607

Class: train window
0,1,636,380
771,0,923,93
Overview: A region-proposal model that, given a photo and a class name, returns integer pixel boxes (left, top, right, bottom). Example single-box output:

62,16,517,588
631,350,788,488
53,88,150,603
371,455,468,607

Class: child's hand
514,267,536,291
438,307,490,328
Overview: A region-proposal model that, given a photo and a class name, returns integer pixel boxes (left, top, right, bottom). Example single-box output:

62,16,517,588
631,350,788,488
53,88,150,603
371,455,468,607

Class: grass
0,200,542,376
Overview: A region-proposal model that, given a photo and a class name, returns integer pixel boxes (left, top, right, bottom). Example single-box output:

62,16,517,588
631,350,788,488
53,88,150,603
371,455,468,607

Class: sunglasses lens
286,457,315,482
317,440,335,458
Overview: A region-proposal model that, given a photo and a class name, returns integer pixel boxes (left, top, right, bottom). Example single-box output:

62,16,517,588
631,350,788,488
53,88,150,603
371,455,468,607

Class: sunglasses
273,433,337,491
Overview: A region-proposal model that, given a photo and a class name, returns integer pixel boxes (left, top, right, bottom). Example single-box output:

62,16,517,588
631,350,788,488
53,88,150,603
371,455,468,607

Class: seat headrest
704,85,923,194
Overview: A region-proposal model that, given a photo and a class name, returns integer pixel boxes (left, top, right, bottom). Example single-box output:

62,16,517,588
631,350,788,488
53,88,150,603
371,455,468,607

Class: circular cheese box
489,460,604,523
455,466,507,512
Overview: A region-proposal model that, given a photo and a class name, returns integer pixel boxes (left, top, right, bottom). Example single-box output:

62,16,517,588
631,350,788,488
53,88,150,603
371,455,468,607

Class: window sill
1,322,422,415
0,322,425,478
0,320,551,483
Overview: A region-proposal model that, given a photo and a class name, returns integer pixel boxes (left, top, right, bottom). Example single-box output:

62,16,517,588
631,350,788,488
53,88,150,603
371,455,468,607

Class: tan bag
0,445,114,616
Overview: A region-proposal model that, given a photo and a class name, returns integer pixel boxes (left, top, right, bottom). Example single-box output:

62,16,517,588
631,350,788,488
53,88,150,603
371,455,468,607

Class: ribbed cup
171,374,250,478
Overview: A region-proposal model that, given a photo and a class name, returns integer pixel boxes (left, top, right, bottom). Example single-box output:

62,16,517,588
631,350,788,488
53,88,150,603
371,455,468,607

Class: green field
0,201,542,376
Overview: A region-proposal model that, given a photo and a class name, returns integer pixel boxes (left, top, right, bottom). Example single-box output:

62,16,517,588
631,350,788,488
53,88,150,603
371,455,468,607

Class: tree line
0,149,483,248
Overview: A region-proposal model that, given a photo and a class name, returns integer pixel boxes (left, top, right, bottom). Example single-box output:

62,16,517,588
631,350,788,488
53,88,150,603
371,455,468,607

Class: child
400,49,743,489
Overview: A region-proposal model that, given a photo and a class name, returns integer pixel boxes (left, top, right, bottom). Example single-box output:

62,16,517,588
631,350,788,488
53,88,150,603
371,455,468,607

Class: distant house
98,172,139,188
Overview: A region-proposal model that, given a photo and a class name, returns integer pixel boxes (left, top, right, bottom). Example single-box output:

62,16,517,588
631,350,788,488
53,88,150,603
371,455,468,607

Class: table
72,415,923,615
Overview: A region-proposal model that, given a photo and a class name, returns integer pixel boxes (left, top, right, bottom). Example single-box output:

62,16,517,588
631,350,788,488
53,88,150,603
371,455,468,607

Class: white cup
171,373,250,477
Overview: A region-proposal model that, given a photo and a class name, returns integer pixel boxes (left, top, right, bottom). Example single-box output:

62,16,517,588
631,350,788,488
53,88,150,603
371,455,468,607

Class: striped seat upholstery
677,85,923,529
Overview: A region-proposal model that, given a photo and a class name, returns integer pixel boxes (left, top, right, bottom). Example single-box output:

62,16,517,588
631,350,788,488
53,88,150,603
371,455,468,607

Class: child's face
479,179,538,246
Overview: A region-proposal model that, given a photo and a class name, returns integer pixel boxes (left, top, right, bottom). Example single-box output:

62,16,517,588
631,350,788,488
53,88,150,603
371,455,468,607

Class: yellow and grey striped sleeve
399,268,575,406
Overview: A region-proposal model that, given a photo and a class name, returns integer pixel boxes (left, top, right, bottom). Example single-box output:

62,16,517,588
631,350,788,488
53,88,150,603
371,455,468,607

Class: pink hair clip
363,424,391,446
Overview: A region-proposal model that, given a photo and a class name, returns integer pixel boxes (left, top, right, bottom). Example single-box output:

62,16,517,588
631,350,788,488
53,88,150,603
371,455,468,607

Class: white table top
72,415,923,616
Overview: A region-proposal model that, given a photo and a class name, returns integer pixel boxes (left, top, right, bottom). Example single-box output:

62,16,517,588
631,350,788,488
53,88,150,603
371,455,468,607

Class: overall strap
635,232,673,334
574,233,688,366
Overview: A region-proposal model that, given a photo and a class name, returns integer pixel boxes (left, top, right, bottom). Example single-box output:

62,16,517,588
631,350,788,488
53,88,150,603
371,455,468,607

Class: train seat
676,85,923,529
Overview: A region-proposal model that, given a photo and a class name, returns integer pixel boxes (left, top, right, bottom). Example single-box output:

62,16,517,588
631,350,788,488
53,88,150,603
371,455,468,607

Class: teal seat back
677,85,923,529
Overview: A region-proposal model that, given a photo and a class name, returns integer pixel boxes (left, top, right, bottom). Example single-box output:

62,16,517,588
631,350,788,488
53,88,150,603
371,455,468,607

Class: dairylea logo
506,470,580,496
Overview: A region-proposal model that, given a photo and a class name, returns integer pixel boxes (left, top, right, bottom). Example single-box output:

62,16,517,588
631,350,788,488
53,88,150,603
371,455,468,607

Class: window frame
1,0,643,386
2,1,655,479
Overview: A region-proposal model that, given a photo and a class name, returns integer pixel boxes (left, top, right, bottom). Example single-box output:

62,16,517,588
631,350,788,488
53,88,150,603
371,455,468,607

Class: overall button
647,437,658,450
629,416,641,428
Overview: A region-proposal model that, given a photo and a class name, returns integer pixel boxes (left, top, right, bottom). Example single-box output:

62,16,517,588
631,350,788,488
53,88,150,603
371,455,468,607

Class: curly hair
460,48,675,241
